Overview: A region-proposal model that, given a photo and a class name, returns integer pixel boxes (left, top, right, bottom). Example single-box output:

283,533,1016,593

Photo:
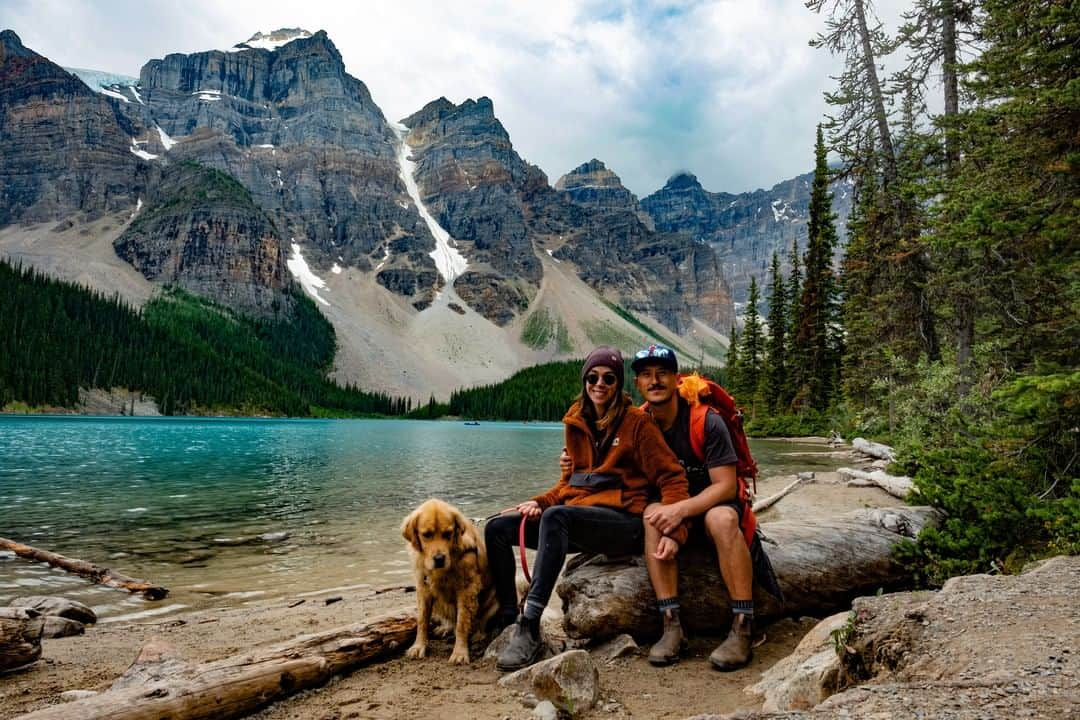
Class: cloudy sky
1,0,910,197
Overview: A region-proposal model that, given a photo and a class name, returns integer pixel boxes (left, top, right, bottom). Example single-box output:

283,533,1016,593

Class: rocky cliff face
0,30,146,225
536,165,733,334
554,159,655,230
642,170,854,304
114,162,292,317
132,30,439,310
1,28,741,368
401,98,734,332
400,97,540,324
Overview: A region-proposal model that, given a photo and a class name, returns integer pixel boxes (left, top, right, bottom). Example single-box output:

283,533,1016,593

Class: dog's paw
432,621,454,639
405,643,427,659
449,645,471,665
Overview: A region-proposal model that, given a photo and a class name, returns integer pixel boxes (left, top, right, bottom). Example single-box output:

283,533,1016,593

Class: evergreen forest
0,260,407,417
721,0,1078,580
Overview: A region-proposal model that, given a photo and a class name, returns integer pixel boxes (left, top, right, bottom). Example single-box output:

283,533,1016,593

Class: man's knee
704,506,741,543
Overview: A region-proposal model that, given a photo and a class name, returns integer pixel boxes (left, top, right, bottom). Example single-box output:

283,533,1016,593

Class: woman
485,346,690,671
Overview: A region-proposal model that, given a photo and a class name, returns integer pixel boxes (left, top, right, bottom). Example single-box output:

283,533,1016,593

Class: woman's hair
578,388,630,432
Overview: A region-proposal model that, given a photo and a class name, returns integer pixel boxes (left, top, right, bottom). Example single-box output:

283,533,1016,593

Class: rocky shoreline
2,445,1075,719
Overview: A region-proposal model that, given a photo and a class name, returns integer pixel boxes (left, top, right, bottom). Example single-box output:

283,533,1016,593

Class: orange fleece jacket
531,396,691,545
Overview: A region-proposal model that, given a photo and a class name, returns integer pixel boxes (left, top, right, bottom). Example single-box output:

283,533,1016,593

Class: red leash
518,515,532,583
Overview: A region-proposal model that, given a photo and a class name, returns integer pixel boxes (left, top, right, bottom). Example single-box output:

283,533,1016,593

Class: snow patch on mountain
392,123,467,288
64,67,138,93
156,126,175,151
287,242,329,306
230,29,313,52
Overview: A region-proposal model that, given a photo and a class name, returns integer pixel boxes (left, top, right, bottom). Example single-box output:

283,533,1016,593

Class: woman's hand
653,536,679,561
558,446,572,474
515,500,542,518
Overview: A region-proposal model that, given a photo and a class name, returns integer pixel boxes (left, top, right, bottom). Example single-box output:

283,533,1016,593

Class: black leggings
484,505,644,619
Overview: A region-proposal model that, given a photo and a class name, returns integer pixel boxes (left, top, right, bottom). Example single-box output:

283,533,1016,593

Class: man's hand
653,536,679,561
515,500,542,518
558,447,571,474
644,501,686,535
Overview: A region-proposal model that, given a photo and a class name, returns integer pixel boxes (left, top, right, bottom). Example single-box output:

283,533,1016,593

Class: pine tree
735,278,765,413
792,127,842,411
764,251,788,412
786,236,802,350
724,325,741,393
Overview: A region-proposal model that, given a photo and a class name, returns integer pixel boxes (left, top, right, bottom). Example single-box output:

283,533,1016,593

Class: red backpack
677,372,759,548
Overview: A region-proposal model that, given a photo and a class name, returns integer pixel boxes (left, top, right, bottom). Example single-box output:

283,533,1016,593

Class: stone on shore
9,596,97,625
499,649,601,716
42,616,86,639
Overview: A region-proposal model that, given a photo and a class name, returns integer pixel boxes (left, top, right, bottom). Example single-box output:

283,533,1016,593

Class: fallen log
0,537,168,600
838,467,914,500
0,607,44,672
751,476,809,514
15,611,416,720
851,437,896,461
557,506,941,641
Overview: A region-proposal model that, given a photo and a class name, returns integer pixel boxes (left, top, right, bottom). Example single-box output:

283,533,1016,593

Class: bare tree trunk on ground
14,612,416,720
0,607,44,672
557,506,941,641
0,537,168,600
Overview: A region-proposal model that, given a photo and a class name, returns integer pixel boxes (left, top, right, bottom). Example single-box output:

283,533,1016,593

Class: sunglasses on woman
585,372,618,386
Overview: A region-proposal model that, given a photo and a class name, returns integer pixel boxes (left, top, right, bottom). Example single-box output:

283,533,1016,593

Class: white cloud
0,0,913,197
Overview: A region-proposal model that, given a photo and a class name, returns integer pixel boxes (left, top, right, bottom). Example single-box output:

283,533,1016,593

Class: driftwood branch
837,468,914,499
557,506,941,641
0,537,168,600
851,437,896,461
0,607,44,672
15,612,416,720
751,476,809,514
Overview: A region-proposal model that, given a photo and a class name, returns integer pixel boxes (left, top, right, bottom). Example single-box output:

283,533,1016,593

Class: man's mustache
647,385,665,391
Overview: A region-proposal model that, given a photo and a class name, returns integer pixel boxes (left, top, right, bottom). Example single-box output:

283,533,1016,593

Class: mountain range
0,27,851,400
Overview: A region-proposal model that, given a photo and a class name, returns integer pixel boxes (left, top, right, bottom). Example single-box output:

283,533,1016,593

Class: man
633,343,758,670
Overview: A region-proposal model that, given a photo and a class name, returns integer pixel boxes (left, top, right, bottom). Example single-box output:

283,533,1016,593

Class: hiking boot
648,610,686,666
496,616,543,671
709,613,753,671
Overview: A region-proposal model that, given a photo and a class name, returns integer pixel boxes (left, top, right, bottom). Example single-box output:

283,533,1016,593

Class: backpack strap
690,404,757,548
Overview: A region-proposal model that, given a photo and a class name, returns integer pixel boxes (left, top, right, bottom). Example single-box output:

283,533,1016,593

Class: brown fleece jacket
531,396,691,545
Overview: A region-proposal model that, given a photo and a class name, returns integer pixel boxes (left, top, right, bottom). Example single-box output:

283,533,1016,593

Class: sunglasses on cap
634,345,673,360
585,372,618,386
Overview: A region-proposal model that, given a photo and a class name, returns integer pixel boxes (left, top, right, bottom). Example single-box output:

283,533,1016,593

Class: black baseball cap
631,344,678,373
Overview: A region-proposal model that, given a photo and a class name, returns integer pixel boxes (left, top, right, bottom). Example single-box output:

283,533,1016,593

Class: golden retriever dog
401,498,497,664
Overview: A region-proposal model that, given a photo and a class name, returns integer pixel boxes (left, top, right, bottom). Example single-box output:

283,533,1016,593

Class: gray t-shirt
661,398,737,496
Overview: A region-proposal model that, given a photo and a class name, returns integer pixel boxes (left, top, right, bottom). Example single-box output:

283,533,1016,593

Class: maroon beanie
581,346,625,389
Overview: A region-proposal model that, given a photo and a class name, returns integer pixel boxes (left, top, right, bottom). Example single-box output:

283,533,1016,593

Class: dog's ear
401,508,423,552
454,511,477,552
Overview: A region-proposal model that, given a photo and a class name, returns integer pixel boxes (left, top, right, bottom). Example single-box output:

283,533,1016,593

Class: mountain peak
231,28,314,52
664,171,702,191
555,159,624,192
0,29,33,58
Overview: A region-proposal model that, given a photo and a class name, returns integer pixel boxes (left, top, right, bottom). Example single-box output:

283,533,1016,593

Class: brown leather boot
648,610,686,666
709,613,753,671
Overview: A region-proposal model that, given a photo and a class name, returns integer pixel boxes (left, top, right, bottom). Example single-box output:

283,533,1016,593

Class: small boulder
500,649,600,716
42,616,85,639
746,611,848,711
532,699,559,720
797,471,816,481
9,596,97,625
591,634,638,664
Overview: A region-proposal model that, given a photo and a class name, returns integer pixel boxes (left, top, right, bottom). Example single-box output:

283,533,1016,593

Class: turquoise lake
0,416,841,620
